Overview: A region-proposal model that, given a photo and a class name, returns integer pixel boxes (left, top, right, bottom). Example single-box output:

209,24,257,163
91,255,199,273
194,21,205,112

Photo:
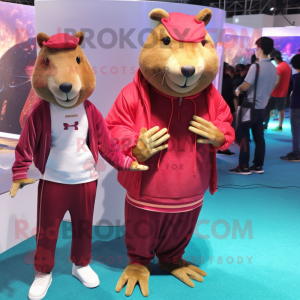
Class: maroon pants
34,179,97,273
125,200,202,265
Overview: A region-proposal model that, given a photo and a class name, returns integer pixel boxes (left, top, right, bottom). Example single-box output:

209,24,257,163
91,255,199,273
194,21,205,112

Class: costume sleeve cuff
123,156,134,170
12,172,28,181
214,140,231,151
128,147,138,162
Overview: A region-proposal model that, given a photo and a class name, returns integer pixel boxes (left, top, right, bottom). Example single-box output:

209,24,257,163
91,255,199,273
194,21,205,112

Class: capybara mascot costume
106,8,235,296
10,32,147,300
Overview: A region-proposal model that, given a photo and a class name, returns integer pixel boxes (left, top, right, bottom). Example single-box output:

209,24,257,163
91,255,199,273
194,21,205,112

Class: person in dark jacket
251,54,259,65
233,64,247,107
218,63,235,156
222,63,235,113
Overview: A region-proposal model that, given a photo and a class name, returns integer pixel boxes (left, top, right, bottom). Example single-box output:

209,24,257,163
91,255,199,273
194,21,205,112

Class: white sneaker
28,272,52,300
72,264,100,288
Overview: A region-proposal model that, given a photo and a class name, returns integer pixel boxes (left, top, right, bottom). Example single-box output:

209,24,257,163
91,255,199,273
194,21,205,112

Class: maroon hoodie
105,69,235,212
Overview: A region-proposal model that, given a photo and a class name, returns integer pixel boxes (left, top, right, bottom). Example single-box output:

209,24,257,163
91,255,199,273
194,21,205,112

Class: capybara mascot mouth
10,32,147,300
106,7,235,297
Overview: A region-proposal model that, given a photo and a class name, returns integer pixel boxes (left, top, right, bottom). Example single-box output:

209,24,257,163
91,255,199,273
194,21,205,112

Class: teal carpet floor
1,118,299,300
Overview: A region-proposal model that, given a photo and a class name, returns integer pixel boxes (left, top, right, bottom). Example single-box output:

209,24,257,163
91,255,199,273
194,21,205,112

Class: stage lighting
270,7,274,11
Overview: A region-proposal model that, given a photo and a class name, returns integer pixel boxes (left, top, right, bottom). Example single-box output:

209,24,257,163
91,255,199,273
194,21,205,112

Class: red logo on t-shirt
63,121,78,130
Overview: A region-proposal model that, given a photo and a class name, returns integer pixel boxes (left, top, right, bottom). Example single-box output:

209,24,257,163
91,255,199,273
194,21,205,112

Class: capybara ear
74,31,84,45
195,8,212,26
149,8,169,21
36,32,50,48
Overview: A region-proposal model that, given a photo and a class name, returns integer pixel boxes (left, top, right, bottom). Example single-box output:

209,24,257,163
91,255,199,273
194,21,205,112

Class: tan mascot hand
116,263,151,297
132,126,170,162
9,178,36,198
189,115,225,148
129,161,149,171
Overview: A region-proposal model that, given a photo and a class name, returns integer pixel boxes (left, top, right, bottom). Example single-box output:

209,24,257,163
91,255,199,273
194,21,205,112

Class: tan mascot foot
159,259,206,288
115,264,151,297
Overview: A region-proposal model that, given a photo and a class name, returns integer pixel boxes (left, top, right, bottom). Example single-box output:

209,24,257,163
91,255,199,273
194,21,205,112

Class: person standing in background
229,66,235,79
245,64,252,74
280,54,300,162
251,54,259,65
264,50,291,131
230,37,277,175
218,62,235,156
233,64,247,108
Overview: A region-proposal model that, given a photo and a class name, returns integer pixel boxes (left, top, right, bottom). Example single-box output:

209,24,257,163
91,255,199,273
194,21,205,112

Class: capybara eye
162,37,171,45
76,57,81,64
45,58,50,65
201,40,206,47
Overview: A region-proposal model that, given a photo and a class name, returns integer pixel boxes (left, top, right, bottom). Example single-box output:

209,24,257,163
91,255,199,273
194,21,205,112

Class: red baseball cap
43,33,79,49
161,12,206,43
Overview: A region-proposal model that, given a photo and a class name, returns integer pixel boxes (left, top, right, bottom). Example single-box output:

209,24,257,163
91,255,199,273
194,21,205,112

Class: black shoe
249,165,264,174
280,152,300,162
217,150,235,156
229,166,252,175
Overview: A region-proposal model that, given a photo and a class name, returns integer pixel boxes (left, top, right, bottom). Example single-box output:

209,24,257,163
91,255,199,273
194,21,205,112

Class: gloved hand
189,115,225,148
10,178,36,198
132,126,170,163
129,161,149,171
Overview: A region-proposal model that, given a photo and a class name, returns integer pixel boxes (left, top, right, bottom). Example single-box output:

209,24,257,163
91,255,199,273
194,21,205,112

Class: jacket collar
133,68,214,123
149,85,202,100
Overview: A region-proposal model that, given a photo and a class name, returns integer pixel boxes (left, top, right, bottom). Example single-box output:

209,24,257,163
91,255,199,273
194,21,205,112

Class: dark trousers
264,97,274,129
236,109,265,167
34,180,97,273
124,199,202,265
264,97,286,129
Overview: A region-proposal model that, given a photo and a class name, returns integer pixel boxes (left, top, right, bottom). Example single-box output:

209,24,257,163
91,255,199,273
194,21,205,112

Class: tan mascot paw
159,259,206,288
115,264,151,297
10,178,36,198
132,127,170,163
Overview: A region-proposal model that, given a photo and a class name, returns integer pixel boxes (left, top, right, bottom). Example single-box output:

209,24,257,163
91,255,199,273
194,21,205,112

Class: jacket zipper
178,97,183,119
42,133,47,173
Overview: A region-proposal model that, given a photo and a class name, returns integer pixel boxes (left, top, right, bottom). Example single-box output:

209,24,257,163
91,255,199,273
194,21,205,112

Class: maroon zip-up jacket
12,99,133,181
106,69,235,200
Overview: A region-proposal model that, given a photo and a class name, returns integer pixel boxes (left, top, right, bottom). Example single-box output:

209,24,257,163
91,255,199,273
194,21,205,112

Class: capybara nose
181,65,195,77
59,82,72,93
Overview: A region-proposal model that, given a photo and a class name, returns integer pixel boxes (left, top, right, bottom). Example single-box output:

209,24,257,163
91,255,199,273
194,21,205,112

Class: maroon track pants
34,179,97,273
124,199,202,265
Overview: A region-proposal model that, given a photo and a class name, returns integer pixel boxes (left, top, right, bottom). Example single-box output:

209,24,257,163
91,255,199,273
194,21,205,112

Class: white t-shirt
41,102,98,184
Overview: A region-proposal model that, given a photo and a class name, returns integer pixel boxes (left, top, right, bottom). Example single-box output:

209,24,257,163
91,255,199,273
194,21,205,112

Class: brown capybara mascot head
139,8,219,97
32,31,95,109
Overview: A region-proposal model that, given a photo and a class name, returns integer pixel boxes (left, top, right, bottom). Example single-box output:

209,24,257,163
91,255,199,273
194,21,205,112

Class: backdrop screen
0,2,36,136
224,34,255,66
223,24,261,67
271,36,300,68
